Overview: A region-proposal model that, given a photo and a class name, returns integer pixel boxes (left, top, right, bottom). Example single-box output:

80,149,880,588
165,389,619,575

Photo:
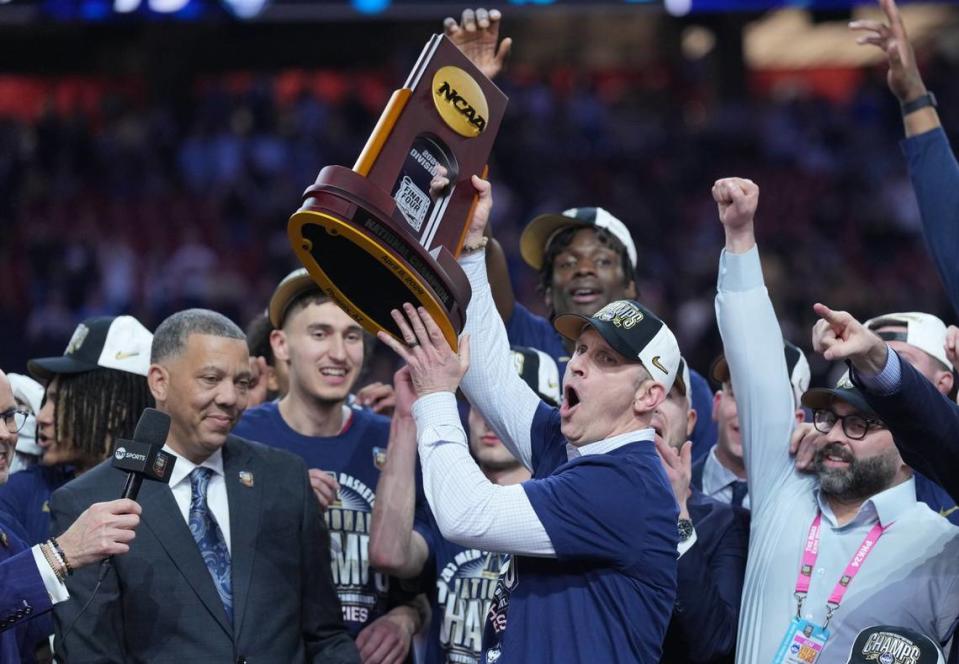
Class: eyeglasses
1,407,31,435
813,409,884,441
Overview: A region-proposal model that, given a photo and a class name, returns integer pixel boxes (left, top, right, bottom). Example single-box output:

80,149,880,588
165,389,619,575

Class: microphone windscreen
133,408,171,447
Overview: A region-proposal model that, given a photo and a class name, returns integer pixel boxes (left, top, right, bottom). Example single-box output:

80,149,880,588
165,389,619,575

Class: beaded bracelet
40,541,66,583
50,537,73,576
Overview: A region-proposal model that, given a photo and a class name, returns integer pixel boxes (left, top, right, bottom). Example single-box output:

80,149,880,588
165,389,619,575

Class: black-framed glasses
1,407,31,435
813,409,884,441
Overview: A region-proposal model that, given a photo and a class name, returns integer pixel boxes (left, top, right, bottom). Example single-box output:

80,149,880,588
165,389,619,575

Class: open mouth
561,385,581,417
320,368,348,377
569,287,601,304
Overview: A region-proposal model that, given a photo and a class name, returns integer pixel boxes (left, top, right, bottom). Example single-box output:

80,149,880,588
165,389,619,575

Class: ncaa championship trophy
288,35,508,350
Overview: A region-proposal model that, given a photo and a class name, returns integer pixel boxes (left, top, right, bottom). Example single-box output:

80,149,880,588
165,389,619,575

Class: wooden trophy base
289,165,472,351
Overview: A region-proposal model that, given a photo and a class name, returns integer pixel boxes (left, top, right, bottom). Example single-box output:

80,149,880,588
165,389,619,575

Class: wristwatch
678,518,694,543
901,91,937,116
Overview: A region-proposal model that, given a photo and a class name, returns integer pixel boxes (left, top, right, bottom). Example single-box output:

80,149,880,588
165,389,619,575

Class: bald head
0,370,18,482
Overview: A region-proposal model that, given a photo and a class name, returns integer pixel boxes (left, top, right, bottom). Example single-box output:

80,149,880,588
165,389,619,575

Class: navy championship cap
846,625,946,664
28,316,153,381
801,370,880,419
520,207,638,271
553,300,682,394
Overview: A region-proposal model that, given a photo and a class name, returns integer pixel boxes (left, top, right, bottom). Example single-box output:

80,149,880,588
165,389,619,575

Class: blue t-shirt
481,403,679,664
414,506,509,664
232,401,395,636
506,303,718,461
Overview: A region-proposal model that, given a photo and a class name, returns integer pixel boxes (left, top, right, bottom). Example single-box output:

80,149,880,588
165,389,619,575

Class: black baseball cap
846,625,945,664
28,316,153,381
801,370,879,419
553,299,683,394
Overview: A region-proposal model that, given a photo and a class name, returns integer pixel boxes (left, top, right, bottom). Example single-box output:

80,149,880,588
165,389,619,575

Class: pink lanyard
794,512,889,627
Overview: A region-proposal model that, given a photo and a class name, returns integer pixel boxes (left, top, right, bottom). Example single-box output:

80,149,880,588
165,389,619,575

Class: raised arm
712,178,798,513
444,9,517,322
852,0,959,314
429,173,543,469
369,373,431,579
850,0,939,138
811,304,959,502
443,7,512,81
378,315,555,557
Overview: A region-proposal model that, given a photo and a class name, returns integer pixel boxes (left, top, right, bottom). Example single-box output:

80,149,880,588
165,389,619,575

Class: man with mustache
712,176,959,662
52,308,358,663
807,307,959,507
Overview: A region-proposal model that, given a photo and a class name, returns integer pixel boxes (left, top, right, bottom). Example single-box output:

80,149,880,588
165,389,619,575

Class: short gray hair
151,309,246,363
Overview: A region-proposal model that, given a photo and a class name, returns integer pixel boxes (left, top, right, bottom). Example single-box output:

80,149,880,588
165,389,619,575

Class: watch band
678,518,694,543
901,91,937,116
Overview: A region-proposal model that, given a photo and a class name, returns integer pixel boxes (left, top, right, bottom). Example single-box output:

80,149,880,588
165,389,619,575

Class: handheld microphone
111,407,176,501
63,408,178,641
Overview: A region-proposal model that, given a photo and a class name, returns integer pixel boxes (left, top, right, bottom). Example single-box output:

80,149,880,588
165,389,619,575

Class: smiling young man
51,308,357,663
711,176,959,662
232,270,424,664
377,175,680,664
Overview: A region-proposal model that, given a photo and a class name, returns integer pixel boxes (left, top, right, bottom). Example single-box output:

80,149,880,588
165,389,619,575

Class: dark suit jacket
661,489,749,664
0,528,53,663
51,434,359,664
855,357,959,504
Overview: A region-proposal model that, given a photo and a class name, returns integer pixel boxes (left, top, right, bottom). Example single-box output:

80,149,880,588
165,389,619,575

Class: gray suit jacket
51,435,359,664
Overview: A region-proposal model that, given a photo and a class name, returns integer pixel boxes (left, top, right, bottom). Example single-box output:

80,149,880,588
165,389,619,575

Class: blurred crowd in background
0,31,956,381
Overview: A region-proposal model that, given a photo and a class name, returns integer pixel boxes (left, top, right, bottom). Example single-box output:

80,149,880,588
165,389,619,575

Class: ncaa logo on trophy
287,35,508,350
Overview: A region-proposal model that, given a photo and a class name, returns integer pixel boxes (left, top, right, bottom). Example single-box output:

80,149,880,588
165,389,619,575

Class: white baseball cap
28,316,153,380
554,300,682,394
865,312,952,371
520,207,638,271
